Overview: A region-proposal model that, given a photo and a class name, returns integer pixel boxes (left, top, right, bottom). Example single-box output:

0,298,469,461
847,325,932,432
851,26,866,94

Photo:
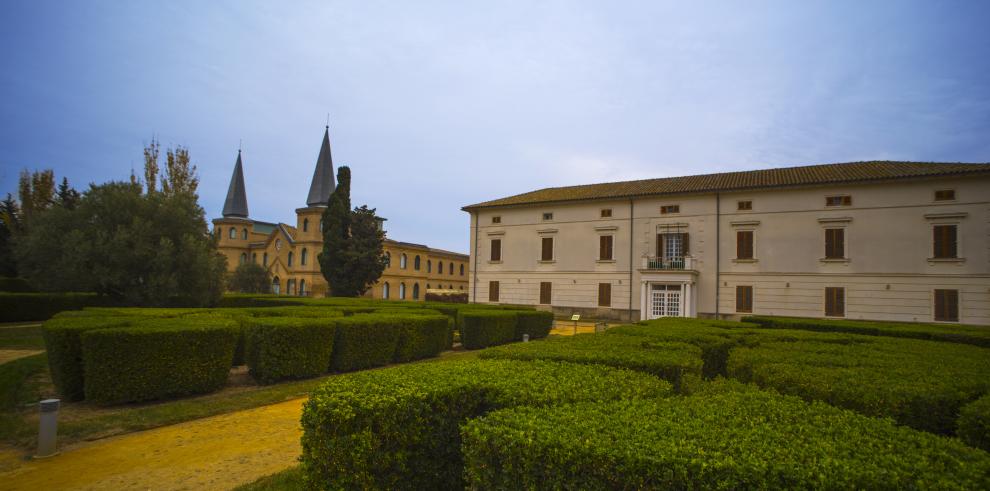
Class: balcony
642,255,694,271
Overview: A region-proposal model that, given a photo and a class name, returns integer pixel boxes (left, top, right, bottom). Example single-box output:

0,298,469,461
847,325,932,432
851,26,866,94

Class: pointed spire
222,150,249,218
306,126,336,206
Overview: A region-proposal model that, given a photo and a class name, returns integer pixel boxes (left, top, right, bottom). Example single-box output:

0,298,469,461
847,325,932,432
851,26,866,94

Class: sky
1,1,988,253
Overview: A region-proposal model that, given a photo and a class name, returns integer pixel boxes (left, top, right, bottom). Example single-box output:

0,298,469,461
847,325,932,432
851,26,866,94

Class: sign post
570,314,580,335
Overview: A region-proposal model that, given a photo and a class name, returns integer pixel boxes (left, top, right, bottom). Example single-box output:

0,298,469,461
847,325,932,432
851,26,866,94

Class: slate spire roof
306,126,337,206
222,150,249,218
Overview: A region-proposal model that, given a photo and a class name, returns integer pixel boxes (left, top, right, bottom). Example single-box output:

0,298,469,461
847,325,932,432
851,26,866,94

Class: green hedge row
299,359,671,490
0,293,119,322
459,310,517,349
462,390,990,489
243,317,337,384
958,394,990,452
480,334,703,392
0,277,36,293
743,315,990,348
42,315,138,400
81,317,238,404
727,337,990,435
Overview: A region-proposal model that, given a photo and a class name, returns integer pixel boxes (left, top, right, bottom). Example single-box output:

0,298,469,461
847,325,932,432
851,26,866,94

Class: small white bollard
35,398,60,458
523,334,530,343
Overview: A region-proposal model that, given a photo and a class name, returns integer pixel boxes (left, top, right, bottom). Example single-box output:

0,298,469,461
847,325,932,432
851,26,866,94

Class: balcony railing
642,255,693,270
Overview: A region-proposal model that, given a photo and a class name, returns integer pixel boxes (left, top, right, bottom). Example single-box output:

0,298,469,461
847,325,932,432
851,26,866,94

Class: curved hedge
462,391,990,490
300,359,671,490
512,310,553,340
81,317,238,404
459,310,517,349
330,314,402,372
390,314,451,363
958,394,990,451
743,315,990,348
243,317,337,384
42,314,137,400
480,334,702,392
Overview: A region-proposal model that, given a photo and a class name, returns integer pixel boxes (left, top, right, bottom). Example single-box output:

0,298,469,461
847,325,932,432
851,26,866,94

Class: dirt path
0,397,306,490
0,349,44,365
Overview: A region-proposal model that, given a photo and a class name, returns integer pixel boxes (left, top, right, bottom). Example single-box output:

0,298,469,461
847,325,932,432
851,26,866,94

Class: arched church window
242,228,248,240
383,282,390,299
427,260,432,273
414,255,421,270
263,252,268,266
301,248,308,266
229,228,236,239
400,254,407,269
449,262,454,275
438,262,443,274
272,276,280,295
299,280,306,296
399,283,406,299
288,251,294,267
460,264,465,276
240,253,247,264
384,251,391,267
303,218,309,232
413,283,420,300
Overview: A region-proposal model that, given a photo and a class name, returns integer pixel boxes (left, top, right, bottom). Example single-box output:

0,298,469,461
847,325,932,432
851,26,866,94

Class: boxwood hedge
480,334,702,392
727,337,990,434
1,292,118,322
81,317,238,404
512,310,553,340
243,317,337,384
462,390,990,490
459,310,517,349
743,315,990,348
958,394,990,451
299,359,671,490
42,314,137,400
390,314,451,363
330,314,402,372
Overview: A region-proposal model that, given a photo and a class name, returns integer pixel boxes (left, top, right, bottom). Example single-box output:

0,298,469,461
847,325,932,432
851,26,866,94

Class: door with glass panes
650,284,682,318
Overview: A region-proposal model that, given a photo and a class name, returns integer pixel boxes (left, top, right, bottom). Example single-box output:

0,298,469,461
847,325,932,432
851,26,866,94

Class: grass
0,324,45,350
234,466,304,491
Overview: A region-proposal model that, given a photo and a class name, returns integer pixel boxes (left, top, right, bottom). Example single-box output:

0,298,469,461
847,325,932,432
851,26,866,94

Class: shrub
727,337,990,434
299,359,671,490
81,316,238,404
958,394,990,451
743,315,990,348
459,311,517,349
216,293,287,308
243,317,337,384
0,293,117,322
462,391,990,490
391,314,452,363
513,310,553,340
0,277,35,292
480,334,702,392
42,314,136,400
330,314,402,372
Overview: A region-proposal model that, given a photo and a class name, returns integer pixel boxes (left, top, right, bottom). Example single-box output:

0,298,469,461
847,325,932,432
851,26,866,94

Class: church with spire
212,126,469,299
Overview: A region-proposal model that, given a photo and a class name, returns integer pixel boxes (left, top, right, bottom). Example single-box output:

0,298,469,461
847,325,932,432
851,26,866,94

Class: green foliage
459,310,517,349
299,359,671,490
227,263,271,294
462,391,990,490
0,292,118,322
512,310,553,340
958,394,990,451
481,334,703,392
81,317,238,404
0,324,45,349
727,336,990,434
0,277,34,292
42,314,137,400
743,315,990,348
243,317,337,384
15,180,226,307
0,353,47,411
0,194,22,277
330,314,402,371
391,314,451,363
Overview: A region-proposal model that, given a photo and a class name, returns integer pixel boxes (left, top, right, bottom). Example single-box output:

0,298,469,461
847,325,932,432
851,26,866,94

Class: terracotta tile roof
462,161,990,210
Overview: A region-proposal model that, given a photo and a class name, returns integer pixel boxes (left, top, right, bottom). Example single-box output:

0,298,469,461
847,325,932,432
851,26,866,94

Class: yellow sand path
0,349,43,365
0,397,306,490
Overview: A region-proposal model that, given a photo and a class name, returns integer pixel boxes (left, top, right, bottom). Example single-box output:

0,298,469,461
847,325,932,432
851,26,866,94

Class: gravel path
0,397,306,490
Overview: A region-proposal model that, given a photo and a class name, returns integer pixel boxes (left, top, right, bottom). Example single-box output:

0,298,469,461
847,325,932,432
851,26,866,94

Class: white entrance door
650,284,682,318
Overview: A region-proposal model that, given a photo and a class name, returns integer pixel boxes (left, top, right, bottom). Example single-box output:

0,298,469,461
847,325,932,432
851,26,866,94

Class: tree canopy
318,166,387,296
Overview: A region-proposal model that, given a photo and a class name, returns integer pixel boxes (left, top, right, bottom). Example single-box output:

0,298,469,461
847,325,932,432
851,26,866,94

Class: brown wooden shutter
736,285,753,313
607,236,614,259
947,226,957,258
836,229,845,258
681,233,689,255
599,235,608,260
825,229,834,258
935,289,959,322
737,231,753,259
489,281,499,302
598,283,611,307
490,239,501,261
825,287,844,316
933,225,957,258
541,237,554,261
656,234,663,257
539,282,551,304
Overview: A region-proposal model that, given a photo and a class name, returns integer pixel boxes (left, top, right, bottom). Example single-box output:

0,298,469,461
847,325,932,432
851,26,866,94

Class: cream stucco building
212,127,468,299
463,161,990,324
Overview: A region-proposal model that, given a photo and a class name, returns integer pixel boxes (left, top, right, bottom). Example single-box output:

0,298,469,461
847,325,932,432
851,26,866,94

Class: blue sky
1,1,988,253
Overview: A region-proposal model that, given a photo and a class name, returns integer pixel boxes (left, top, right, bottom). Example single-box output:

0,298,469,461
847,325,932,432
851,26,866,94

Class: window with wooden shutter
933,225,957,258
598,283,611,307
488,281,499,302
539,282,552,304
826,195,852,207
825,287,845,317
541,237,554,261
599,235,614,260
736,231,753,259
600,208,612,218
737,200,752,210
490,239,501,261
736,285,753,313
491,216,501,224
660,205,680,214
825,228,845,259
681,233,689,256
934,190,955,201
934,289,959,322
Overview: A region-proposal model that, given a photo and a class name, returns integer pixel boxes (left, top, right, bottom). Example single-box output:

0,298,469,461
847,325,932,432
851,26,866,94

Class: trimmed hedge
459,310,517,349
42,314,137,400
480,334,703,392
81,316,238,404
330,314,402,372
727,337,990,434
391,314,451,363
462,391,990,490
958,394,990,452
0,293,118,322
512,310,553,340
300,359,671,490
243,317,337,384
743,315,990,348
0,277,36,292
